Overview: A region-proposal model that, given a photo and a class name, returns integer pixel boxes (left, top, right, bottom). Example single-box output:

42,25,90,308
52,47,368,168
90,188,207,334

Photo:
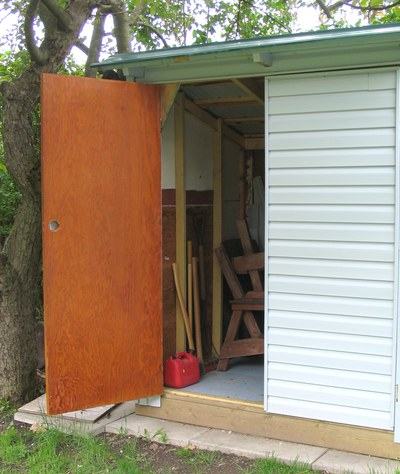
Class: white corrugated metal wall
264,70,398,430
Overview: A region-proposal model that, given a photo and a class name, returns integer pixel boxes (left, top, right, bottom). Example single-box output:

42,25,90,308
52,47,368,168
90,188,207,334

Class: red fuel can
164,352,200,388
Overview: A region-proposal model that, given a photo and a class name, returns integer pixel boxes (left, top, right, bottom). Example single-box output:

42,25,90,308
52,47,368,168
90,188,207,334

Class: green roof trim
94,24,400,68
93,24,400,83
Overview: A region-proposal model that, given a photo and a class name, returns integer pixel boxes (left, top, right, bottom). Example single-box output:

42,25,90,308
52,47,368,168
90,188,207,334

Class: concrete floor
176,357,264,403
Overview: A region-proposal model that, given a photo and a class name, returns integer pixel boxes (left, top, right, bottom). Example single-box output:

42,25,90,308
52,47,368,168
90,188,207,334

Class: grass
176,446,218,472
0,426,147,474
248,457,317,474
0,397,319,473
0,400,15,425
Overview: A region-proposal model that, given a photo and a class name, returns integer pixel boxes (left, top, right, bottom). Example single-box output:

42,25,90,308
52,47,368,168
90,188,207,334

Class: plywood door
41,74,162,415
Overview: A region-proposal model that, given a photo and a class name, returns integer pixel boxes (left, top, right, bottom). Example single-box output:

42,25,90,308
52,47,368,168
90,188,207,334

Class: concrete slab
106,414,210,447
14,399,135,435
190,428,327,463
312,449,400,474
17,395,115,423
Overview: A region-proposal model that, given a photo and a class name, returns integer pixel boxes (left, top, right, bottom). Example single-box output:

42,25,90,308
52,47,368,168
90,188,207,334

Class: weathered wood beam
183,95,245,148
245,136,264,150
222,124,245,148
175,93,187,352
194,96,257,106
224,116,264,123
212,119,223,355
232,78,264,105
161,83,180,128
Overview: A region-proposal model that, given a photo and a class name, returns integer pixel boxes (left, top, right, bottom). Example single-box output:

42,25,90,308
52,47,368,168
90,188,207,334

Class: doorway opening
161,77,265,404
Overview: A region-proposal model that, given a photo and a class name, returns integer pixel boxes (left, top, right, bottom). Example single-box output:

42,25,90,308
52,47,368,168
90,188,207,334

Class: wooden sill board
135,389,400,460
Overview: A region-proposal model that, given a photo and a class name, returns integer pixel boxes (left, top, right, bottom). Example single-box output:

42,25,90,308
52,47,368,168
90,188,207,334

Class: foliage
130,0,293,50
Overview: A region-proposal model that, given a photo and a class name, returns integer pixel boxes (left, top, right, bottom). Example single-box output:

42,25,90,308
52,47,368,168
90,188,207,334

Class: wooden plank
194,96,257,106
232,78,264,105
182,94,245,149
233,253,264,274
224,117,264,123
245,137,264,150
136,390,400,459
161,83,180,128
175,92,186,352
222,123,245,148
219,337,264,358
183,95,217,130
236,219,263,291
212,119,223,354
41,74,162,415
215,246,243,300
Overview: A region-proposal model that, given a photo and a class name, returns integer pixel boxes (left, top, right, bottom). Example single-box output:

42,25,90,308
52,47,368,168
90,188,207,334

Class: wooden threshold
135,389,400,460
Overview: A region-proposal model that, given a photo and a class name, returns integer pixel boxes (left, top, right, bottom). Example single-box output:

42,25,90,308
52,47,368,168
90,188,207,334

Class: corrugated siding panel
265,70,396,430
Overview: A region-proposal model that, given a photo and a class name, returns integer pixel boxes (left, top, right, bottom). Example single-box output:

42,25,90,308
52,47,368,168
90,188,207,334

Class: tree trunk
0,70,42,402
0,0,97,403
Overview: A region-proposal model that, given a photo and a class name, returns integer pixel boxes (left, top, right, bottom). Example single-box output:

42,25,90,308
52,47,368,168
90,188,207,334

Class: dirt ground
104,433,254,474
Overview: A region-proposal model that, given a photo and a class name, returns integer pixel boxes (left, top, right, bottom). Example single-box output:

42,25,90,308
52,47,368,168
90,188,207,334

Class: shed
40,23,400,459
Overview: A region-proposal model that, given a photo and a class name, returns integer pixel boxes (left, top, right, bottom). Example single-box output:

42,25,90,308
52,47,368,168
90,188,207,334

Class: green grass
0,426,146,474
0,400,15,425
176,446,217,465
0,418,319,474
248,457,317,474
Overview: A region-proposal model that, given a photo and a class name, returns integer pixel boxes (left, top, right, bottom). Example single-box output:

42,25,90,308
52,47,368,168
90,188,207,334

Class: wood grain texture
41,74,162,415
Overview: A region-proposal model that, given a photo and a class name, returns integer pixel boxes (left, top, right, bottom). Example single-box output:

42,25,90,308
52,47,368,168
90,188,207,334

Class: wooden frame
175,92,187,352
136,389,400,459
212,119,223,354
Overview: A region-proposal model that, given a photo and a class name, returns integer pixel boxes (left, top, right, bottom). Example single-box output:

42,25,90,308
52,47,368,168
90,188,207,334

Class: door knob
49,220,60,232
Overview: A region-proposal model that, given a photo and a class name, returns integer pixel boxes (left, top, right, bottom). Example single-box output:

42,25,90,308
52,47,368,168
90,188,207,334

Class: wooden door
41,74,162,415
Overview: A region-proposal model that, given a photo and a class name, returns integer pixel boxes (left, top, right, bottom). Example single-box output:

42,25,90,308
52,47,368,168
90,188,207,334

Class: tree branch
85,10,105,76
24,0,49,65
137,21,169,48
41,0,73,31
75,39,90,55
315,0,334,18
342,0,400,10
105,0,130,53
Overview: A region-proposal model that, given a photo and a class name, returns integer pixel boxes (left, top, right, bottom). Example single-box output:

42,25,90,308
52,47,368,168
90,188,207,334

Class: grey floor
177,357,264,403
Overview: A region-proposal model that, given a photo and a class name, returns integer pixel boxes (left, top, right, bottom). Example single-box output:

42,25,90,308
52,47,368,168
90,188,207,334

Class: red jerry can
164,352,200,388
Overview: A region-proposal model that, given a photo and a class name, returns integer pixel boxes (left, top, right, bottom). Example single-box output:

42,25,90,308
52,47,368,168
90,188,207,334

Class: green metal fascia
93,24,400,83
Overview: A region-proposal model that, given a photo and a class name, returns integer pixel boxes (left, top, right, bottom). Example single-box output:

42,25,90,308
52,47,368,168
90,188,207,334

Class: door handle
49,220,60,232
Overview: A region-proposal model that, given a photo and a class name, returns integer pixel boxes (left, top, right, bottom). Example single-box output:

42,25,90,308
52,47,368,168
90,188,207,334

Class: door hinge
396,385,400,402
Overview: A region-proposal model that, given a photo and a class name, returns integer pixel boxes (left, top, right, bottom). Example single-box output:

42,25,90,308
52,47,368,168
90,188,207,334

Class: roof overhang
93,24,400,84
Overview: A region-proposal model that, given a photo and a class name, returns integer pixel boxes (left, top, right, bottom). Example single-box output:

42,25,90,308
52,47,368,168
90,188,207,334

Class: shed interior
161,77,266,404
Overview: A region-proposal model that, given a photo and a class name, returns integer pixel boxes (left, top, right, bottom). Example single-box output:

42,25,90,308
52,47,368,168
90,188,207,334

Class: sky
0,2,363,64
